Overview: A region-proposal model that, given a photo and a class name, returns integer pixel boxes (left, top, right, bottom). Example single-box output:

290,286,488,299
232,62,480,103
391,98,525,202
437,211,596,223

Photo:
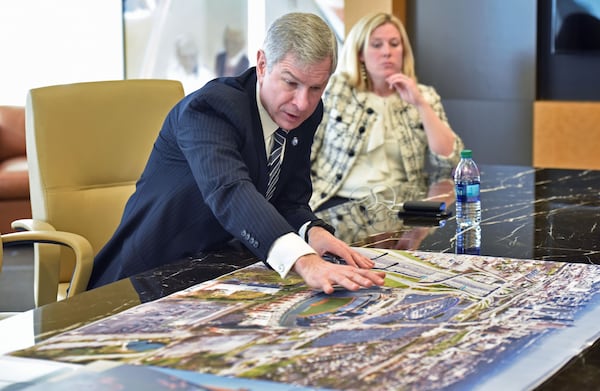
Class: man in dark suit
88,12,385,293
215,27,250,77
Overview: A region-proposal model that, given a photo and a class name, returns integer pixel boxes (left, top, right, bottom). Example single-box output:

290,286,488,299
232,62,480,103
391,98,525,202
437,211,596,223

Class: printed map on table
12,248,600,391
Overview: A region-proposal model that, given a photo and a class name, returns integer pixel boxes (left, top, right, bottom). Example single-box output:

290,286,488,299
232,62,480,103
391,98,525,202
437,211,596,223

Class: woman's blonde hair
338,12,416,90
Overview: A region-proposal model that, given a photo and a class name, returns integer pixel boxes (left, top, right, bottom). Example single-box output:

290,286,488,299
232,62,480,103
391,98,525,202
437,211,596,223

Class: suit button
241,229,247,237
253,241,259,248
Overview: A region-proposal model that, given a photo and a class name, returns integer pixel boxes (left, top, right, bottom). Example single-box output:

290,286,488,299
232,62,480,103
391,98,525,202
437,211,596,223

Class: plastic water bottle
454,149,481,255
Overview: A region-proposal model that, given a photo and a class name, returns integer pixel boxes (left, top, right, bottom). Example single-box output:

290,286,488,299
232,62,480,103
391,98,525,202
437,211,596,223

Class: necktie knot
266,128,286,200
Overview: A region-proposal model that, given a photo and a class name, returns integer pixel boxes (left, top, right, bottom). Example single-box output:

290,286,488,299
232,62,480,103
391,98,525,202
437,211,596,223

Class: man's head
223,27,245,56
261,12,337,76
174,33,199,75
257,13,337,131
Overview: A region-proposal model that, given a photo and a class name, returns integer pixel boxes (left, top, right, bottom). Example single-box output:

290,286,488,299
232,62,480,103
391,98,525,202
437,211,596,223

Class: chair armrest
2,230,94,297
11,219,56,232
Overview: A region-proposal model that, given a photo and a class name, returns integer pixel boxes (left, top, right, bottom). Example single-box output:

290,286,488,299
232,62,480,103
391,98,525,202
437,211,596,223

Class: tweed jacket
310,73,464,210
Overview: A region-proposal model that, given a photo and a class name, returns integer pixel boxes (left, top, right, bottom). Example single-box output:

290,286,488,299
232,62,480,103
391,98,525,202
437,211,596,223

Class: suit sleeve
171,85,302,262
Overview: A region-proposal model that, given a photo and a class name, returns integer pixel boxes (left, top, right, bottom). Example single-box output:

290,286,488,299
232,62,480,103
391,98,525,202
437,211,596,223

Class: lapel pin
292,137,299,146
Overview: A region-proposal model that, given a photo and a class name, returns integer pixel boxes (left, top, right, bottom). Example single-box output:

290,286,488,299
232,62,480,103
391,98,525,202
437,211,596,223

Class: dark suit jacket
88,68,322,289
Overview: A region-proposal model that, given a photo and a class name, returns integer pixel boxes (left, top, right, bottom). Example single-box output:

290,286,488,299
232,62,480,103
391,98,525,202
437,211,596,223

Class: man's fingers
355,256,375,268
333,275,360,291
331,269,386,292
324,278,337,294
297,255,386,294
339,252,375,269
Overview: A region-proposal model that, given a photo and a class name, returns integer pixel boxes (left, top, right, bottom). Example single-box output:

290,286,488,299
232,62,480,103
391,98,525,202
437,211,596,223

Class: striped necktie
266,128,286,200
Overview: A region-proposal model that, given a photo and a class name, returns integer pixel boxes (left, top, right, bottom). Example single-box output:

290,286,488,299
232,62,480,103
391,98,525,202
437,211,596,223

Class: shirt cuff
267,232,316,278
298,220,311,241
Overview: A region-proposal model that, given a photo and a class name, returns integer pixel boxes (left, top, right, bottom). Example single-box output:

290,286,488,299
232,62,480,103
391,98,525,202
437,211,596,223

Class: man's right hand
292,254,386,294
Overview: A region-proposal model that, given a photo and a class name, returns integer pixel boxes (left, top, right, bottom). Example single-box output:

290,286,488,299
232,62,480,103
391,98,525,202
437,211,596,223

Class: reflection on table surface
315,170,455,251
2,164,600,389
318,164,600,265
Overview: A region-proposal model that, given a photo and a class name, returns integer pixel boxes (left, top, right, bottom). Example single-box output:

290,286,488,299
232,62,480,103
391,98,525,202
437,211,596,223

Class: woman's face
360,22,404,84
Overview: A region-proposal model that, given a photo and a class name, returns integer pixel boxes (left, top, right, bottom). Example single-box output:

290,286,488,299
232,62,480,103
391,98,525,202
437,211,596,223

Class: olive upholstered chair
12,79,185,306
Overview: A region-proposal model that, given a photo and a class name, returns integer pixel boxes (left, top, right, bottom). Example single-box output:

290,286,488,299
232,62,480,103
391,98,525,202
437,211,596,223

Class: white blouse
337,92,407,199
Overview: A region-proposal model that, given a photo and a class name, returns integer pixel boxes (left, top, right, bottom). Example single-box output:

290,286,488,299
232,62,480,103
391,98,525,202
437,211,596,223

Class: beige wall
533,101,600,170
344,0,391,36
343,0,406,36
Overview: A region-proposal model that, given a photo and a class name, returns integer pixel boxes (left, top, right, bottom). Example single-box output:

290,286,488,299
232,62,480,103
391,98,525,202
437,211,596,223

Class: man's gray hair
262,12,337,75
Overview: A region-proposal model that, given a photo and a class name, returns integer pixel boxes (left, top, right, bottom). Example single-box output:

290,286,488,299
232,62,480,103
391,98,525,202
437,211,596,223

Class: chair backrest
25,79,184,304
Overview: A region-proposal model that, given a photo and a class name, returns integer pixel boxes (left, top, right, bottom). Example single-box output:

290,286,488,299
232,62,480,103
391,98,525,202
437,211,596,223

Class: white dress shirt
256,83,316,278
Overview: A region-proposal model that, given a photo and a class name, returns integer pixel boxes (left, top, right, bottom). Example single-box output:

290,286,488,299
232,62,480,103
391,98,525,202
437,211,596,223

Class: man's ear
256,50,267,80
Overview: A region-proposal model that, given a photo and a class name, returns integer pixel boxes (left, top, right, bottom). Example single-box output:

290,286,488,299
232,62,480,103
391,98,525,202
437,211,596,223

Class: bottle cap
461,149,472,158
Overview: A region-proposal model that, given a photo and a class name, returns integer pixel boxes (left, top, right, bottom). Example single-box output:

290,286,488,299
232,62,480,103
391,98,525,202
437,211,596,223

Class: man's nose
293,88,310,111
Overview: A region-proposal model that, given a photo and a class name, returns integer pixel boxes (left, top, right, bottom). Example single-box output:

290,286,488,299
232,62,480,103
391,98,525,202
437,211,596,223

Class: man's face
256,50,331,131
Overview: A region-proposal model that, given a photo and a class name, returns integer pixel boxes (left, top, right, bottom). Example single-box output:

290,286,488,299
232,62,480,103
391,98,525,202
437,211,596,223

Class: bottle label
455,183,480,202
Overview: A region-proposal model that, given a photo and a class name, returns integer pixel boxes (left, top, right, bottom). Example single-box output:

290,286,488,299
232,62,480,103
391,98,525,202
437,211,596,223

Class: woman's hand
386,73,425,107
386,73,457,157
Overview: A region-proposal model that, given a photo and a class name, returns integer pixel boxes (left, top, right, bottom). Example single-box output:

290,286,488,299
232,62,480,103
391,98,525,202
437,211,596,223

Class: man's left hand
306,226,374,269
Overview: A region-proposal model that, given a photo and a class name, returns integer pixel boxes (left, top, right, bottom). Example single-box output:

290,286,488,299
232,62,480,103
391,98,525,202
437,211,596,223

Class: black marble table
2,164,600,389
317,164,600,264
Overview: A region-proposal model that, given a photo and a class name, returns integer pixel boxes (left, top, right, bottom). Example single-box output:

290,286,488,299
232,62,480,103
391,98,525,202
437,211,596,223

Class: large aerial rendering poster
12,248,600,390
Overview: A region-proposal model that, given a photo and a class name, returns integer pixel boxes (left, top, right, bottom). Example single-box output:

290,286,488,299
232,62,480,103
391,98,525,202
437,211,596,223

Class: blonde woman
310,12,463,211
